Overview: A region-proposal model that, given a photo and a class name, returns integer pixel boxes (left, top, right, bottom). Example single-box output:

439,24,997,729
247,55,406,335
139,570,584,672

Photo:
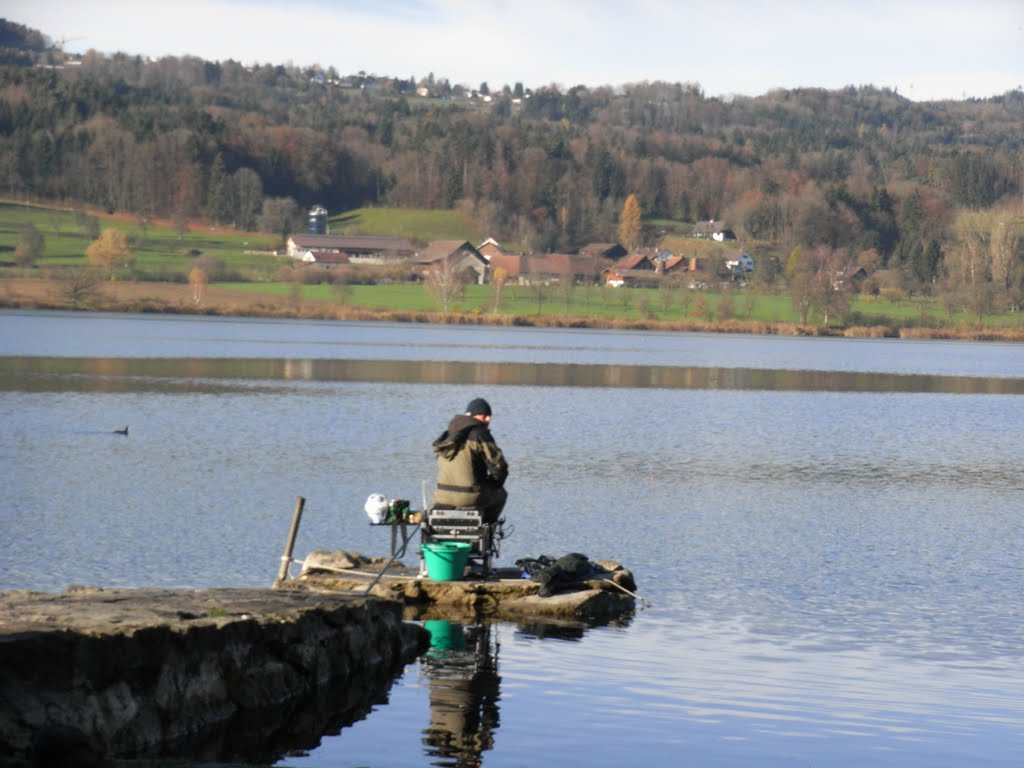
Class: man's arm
481,437,508,486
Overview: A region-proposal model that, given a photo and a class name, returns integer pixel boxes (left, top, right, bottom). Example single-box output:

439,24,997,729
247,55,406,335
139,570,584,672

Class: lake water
2,310,1024,767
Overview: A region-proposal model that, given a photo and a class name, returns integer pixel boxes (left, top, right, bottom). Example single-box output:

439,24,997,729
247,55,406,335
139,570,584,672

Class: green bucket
421,541,472,581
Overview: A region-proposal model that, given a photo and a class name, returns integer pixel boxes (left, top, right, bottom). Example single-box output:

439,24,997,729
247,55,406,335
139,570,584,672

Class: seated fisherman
431,398,508,523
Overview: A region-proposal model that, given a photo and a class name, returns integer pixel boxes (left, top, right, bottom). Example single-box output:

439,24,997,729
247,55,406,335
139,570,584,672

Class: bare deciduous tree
259,197,301,247
56,267,103,307
188,266,208,304
490,266,508,313
424,255,466,312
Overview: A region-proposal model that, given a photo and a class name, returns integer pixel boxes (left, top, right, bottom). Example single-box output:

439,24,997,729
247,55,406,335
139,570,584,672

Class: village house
602,249,692,286
485,252,597,285
579,242,628,262
481,241,620,286
411,240,488,284
487,251,525,283
660,255,687,274
603,251,656,287
476,237,508,262
692,220,737,241
725,251,756,275
832,265,868,292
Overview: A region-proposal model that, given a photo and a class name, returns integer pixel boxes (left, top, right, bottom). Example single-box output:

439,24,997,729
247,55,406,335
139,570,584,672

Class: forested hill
1,18,1022,289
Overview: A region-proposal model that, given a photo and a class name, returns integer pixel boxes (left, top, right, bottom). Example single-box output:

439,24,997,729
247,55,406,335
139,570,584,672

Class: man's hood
431,414,480,459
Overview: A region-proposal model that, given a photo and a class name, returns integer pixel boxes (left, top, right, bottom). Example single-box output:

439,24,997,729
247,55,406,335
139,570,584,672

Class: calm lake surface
2,310,1024,767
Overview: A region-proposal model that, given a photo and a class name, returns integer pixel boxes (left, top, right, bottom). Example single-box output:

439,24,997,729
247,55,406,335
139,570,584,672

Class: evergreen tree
232,168,263,231
205,153,232,224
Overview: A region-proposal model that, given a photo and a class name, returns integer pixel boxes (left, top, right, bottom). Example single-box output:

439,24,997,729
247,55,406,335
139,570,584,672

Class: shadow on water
160,671,402,765
15,668,404,768
3,356,1024,394
20,618,622,768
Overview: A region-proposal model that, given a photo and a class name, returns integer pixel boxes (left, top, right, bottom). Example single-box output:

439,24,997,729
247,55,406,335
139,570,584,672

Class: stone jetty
0,586,428,764
284,550,640,623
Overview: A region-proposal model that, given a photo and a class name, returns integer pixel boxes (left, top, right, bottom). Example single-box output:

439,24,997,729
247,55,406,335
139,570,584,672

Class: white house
725,251,755,274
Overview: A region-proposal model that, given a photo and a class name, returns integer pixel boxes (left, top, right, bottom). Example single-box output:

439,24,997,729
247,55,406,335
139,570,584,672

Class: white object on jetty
364,493,388,524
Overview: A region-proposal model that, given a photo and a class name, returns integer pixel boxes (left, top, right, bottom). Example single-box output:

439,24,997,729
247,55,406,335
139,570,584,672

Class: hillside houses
488,252,601,285
289,232,757,288
693,220,737,241
725,251,755,274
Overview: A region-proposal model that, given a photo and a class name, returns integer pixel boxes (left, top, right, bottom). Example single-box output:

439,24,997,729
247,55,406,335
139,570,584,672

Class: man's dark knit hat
465,398,492,416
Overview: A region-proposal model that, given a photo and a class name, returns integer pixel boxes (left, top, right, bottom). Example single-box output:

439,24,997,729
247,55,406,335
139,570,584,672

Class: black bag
522,552,597,597
516,555,555,577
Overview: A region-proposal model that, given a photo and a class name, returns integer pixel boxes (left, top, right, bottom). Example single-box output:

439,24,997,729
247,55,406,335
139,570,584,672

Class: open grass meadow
0,201,284,278
2,201,1023,340
226,280,1021,337
329,207,487,244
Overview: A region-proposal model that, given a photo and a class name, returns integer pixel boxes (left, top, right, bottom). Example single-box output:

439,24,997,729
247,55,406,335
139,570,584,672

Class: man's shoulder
466,423,496,442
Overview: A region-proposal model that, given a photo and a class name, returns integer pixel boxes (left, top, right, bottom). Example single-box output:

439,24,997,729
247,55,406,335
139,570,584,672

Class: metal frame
420,508,498,578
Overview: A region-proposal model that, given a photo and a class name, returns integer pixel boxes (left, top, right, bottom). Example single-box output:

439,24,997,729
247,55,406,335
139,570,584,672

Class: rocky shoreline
288,550,641,624
0,586,428,764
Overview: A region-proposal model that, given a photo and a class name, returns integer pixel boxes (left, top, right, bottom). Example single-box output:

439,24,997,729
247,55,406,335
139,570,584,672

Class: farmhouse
287,234,415,265
602,249,693,286
604,251,656,286
579,242,627,261
476,237,508,261
411,240,488,284
486,252,597,285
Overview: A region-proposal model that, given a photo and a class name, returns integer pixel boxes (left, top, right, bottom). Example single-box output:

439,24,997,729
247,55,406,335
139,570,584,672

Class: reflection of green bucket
424,619,466,651
421,541,472,581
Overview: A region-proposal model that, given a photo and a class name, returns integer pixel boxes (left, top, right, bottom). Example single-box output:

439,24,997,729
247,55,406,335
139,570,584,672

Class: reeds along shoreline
2,291,1023,344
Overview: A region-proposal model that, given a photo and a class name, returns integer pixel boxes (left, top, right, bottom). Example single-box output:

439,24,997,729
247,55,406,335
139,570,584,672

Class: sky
7,0,1023,102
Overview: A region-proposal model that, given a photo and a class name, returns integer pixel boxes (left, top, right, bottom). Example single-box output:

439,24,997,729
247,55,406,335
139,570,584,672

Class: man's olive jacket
431,414,508,508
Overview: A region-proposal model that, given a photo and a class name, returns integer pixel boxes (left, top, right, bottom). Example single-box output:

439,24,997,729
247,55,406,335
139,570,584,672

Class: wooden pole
276,496,305,582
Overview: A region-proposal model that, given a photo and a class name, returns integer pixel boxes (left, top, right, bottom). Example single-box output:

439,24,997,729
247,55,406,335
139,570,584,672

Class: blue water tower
308,205,327,234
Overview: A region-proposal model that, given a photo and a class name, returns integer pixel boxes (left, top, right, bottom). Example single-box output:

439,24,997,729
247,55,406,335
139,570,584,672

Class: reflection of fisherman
422,622,501,768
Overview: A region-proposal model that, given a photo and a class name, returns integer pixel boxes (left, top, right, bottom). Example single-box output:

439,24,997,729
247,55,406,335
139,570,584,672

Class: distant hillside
1,19,1022,315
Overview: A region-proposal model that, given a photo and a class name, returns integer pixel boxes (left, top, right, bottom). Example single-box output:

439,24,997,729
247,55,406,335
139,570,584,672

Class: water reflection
421,621,501,768
3,356,1024,394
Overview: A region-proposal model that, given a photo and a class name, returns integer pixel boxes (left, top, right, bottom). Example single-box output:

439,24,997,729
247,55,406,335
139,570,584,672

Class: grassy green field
0,202,284,277
1,200,1020,334
224,280,998,331
329,207,486,243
